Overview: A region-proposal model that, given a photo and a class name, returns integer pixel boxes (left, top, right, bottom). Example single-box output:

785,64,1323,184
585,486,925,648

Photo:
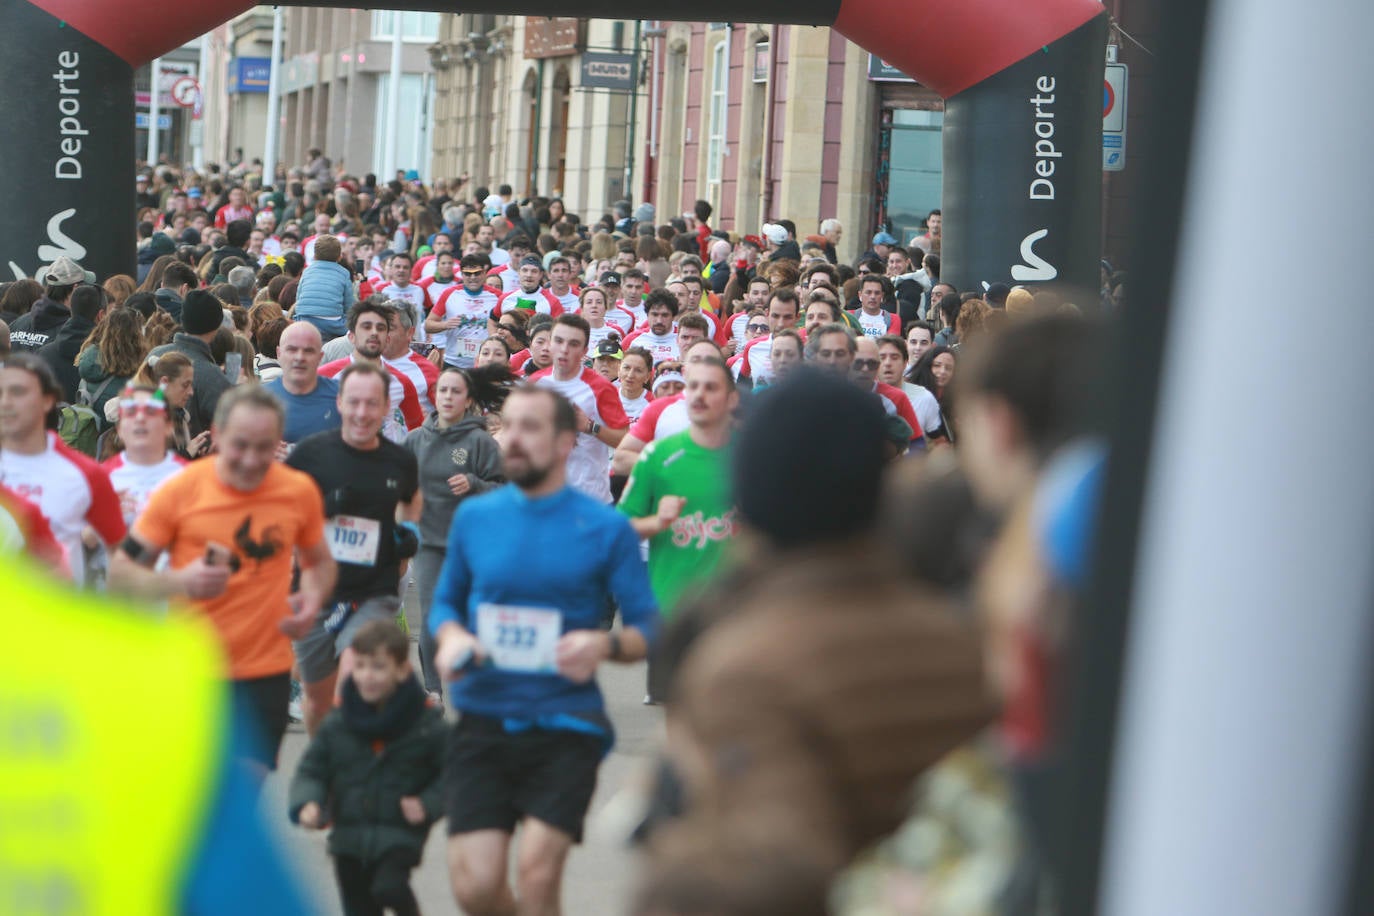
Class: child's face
352,648,410,704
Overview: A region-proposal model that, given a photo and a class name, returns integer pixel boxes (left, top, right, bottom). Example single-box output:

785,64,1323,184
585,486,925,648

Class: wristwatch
587,420,601,435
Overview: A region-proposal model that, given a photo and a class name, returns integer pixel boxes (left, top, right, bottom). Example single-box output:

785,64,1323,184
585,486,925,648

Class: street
259,591,663,915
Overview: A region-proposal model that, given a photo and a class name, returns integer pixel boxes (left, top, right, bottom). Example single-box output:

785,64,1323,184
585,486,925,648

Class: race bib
475,603,562,674
457,335,481,360
327,515,381,566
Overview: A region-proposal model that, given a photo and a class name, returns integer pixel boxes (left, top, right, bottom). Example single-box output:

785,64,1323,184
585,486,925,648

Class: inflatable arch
2,0,1105,294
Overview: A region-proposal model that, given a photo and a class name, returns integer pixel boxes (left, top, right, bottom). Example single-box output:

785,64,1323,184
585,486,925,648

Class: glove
394,520,420,559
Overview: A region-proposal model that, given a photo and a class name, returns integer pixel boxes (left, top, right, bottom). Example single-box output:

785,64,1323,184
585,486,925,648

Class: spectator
292,235,353,341
148,289,234,436
38,285,107,403
76,306,147,418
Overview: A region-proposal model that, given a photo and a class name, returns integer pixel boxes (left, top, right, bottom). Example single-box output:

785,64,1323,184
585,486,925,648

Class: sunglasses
460,269,486,277
851,359,880,371
747,323,770,333
120,400,167,417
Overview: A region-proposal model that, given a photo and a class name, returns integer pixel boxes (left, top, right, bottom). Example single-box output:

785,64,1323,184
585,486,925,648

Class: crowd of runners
1,161,1118,914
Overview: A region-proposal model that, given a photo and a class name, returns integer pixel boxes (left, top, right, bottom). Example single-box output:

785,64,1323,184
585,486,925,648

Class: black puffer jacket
9,297,70,351
288,675,446,862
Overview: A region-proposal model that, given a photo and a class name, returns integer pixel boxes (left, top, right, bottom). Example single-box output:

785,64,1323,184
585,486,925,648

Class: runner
619,356,740,701
404,365,506,698
372,252,429,346
616,347,654,422
287,362,422,735
578,285,622,351
102,384,187,529
546,256,580,314
430,385,659,916
429,254,501,368
735,289,801,385
318,300,425,443
611,340,725,475
0,353,125,583
382,300,440,415
622,291,681,366
263,322,342,452
531,315,630,504
494,256,564,325
109,385,336,771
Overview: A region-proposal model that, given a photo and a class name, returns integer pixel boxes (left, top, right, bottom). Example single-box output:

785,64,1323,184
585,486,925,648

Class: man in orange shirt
110,386,337,771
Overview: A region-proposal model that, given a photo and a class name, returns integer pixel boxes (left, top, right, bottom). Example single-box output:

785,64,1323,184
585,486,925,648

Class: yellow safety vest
0,562,226,915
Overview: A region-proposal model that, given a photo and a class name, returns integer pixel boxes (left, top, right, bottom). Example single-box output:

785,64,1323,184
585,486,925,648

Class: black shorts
230,673,292,770
444,714,603,843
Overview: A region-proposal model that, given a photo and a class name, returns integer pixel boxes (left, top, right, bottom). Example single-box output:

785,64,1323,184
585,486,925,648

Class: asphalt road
259,591,662,915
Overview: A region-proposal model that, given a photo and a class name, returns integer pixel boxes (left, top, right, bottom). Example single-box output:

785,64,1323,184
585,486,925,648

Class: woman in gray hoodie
403,364,509,697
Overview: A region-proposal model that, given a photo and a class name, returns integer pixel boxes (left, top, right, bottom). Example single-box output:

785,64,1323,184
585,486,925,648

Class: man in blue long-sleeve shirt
430,385,658,916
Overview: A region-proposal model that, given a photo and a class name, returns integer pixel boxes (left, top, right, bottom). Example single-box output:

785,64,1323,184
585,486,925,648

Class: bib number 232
475,604,562,674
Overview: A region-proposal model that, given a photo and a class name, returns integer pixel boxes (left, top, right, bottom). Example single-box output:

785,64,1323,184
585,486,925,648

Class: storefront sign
580,52,636,91
868,54,915,82
525,18,582,58
229,57,271,94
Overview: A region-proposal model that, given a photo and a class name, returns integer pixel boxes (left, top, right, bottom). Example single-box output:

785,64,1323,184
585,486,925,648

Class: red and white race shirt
302,234,323,264
618,299,647,326
433,287,501,367
497,287,564,318
722,312,752,350
487,263,520,294
385,352,439,415
410,254,437,281
587,324,623,351
736,334,775,381
850,308,902,338
874,382,924,442
418,276,459,314
374,283,430,344
606,307,636,336
628,393,689,443
618,389,651,423
103,451,187,527
621,329,679,366
530,367,630,504
550,288,580,314
319,357,425,443
0,433,126,583
215,204,254,229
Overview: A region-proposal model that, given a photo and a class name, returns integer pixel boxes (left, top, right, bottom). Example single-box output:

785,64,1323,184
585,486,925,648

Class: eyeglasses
747,323,770,333
852,359,880,371
119,400,166,417
460,269,486,277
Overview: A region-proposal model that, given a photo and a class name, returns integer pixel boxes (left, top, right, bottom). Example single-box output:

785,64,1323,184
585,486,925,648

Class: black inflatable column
0,2,135,283
941,14,1109,298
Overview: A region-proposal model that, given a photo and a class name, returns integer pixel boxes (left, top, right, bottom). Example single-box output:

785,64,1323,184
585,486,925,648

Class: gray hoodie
403,413,504,546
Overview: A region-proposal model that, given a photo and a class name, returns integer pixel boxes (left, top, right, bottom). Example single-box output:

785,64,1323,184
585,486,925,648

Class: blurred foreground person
0,558,312,914
640,369,993,903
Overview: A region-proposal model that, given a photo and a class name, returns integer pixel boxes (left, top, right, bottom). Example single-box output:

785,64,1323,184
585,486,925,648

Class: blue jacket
293,260,353,320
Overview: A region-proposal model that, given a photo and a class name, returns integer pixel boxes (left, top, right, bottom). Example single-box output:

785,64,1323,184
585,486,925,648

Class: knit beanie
182,288,224,335
732,368,886,549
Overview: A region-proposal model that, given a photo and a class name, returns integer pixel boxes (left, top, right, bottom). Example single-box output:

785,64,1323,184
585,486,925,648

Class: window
371,11,440,42
883,109,943,243
706,39,727,186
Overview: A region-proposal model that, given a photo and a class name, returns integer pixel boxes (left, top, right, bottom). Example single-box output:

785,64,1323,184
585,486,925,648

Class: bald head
709,239,731,263
278,320,325,393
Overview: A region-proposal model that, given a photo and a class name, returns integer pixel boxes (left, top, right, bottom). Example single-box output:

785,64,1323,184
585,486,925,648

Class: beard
504,451,555,490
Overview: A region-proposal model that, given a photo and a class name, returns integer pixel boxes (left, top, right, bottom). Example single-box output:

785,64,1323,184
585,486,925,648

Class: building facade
429,12,1153,268
277,8,439,178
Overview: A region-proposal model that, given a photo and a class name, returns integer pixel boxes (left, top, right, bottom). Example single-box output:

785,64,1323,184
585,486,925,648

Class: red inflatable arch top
4,0,1107,295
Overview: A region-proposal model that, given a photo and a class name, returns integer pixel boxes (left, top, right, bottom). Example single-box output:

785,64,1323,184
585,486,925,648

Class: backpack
57,403,101,457
77,374,119,412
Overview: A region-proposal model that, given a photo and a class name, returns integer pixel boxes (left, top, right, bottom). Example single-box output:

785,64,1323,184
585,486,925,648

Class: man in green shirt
620,356,740,701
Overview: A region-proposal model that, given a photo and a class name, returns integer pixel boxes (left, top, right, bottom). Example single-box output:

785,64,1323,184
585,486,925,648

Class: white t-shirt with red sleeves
433,286,501,367
373,282,430,344
619,389,651,422
874,382,924,442
606,307,636,336
622,329,679,366
0,433,126,584
628,393,690,444
318,356,425,443
618,299,647,326
588,324,622,351
497,287,564,318
411,254,437,281
103,451,187,527
385,353,437,415
488,264,519,293
737,334,775,381
724,312,752,351
530,367,630,504
418,276,459,315
550,288,580,314
853,308,901,338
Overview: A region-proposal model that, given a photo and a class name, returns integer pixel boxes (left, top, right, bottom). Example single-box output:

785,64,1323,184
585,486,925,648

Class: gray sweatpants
412,546,447,694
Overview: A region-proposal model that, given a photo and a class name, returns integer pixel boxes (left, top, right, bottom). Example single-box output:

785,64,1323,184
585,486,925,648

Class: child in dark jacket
289,620,445,915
